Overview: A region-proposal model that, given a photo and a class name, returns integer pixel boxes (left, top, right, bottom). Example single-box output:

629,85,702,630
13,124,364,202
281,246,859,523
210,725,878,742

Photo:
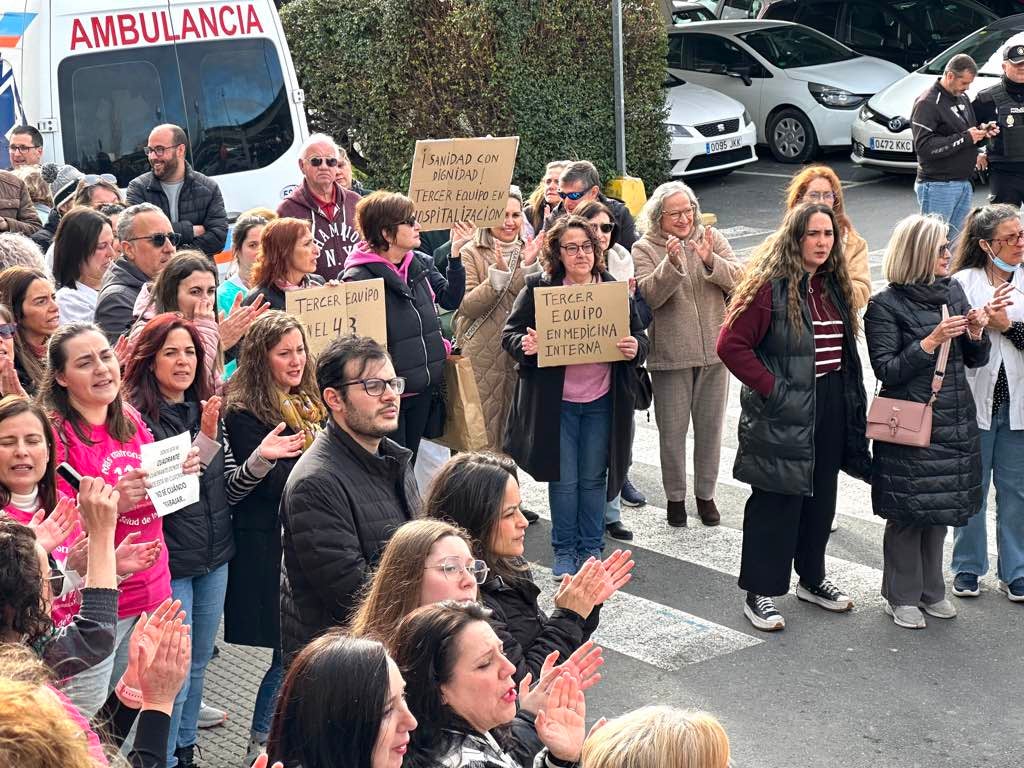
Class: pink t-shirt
50,684,109,765
561,273,612,404
53,405,170,619
4,492,83,628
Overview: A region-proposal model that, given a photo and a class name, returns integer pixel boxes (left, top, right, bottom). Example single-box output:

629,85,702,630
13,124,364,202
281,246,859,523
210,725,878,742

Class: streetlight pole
611,0,627,176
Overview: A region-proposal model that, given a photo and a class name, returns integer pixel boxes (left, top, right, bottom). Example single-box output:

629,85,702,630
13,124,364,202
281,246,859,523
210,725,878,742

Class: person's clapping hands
535,672,586,762
118,598,187,714
27,496,79,553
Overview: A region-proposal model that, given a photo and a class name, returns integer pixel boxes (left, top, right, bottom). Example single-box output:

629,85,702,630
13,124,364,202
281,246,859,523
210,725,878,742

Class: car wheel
767,108,817,163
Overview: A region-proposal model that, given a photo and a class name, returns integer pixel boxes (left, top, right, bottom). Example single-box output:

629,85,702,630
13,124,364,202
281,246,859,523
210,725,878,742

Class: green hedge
280,0,669,194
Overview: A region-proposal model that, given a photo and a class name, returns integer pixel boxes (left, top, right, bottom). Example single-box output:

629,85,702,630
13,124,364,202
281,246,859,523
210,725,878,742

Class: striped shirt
808,273,843,377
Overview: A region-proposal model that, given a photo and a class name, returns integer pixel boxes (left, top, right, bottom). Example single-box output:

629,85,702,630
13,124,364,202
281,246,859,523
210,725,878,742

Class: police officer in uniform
974,44,1024,205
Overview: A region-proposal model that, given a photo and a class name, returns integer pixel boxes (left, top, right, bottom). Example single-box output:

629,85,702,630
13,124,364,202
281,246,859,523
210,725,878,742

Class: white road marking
531,563,763,670
716,225,776,240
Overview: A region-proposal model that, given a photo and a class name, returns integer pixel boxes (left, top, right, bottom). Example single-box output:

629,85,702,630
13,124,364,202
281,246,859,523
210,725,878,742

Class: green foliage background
280,0,669,194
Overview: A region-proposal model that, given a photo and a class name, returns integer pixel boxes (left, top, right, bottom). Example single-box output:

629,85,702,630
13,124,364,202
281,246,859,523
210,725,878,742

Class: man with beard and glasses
126,123,227,257
278,336,418,665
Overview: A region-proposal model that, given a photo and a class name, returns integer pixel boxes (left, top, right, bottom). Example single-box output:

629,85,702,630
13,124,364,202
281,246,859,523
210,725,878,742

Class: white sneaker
197,701,227,728
921,599,957,619
884,602,926,629
830,517,839,532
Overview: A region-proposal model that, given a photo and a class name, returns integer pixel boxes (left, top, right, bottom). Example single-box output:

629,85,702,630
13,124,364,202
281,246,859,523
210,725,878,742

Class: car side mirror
729,65,753,86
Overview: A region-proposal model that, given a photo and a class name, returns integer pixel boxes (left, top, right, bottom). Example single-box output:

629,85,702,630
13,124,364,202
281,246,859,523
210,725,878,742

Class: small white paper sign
140,431,199,517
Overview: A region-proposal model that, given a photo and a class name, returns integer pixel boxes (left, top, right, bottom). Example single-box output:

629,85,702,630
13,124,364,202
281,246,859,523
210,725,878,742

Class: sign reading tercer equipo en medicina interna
286,279,388,357
535,281,630,368
407,136,519,232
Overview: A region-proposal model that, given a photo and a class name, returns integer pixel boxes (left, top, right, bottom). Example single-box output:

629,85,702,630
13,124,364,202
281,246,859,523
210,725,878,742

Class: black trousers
989,169,1024,207
392,389,433,462
739,371,845,596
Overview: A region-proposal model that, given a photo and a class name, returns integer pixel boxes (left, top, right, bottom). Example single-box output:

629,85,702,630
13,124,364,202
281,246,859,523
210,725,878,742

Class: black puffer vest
734,274,871,495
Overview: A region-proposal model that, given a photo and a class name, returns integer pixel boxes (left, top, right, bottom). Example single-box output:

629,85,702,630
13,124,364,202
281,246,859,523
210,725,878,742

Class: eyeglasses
558,189,587,201
143,143,183,157
424,556,490,584
306,156,339,167
8,144,39,154
0,322,17,339
397,216,418,228
45,567,65,596
662,207,694,221
989,231,1024,246
560,241,595,256
125,232,181,248
340,377,406,396
804,191,836,203
82,173,117,186
592,222,615,234
939,242,952,254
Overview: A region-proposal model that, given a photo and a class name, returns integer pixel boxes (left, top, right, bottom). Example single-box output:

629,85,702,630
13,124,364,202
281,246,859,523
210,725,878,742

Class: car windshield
673,6,716,24
738,25,860,68
893,1,996,50
921,26,1022,76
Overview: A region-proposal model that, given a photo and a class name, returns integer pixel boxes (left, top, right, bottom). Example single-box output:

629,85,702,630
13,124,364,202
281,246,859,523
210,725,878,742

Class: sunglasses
306,156,339,167
82,173,117,186
592,222,615,234
397,216,418,228
559,189,587,201
125,232,182,248
0,322,16,339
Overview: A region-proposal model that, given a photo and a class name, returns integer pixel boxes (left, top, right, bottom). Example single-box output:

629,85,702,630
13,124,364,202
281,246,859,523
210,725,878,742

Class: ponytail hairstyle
951,203,1022,273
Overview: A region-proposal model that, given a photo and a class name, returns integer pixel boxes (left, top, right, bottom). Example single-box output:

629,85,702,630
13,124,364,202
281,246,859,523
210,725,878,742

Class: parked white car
667,20,907,162
664,73,758,176
851,18,1024,172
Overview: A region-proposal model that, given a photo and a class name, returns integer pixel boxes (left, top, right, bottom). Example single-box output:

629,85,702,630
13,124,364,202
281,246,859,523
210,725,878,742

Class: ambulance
0,0,309,222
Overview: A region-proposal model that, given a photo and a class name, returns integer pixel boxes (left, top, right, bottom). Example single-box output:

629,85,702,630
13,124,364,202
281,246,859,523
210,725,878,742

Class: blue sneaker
952,572,980,597
1000,577,1024,602
620,477,646,507
552,553,577,581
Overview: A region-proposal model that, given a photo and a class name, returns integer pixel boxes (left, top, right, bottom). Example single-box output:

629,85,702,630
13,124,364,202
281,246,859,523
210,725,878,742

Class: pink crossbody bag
865,304,950,448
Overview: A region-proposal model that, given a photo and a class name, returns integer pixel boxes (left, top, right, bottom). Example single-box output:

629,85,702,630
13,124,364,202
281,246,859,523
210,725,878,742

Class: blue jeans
167,563,229,766
549,394,610,559
952,403,1024,583
251,649,283,739
915,179,973,241
604,493,621,525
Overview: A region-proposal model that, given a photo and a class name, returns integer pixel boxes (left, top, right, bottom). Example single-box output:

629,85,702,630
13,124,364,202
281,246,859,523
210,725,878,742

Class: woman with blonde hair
524,160,568,234
348,519,483,642
633,181,741,527
785,165,871,308
865,213,997,628
717,203,870,632
454,186,543,451
581,706,729,768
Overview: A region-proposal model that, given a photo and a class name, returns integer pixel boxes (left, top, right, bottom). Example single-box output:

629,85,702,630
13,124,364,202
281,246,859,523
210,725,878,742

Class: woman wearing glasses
865,213,998,629
785,165,871,309
0,266,60,396
345,191,465,460
948,204,1024,603
421,452,622,685
244,217,325,311
504,216,647,578
222,310,324,762
633,182,741,528
349,519,485,641
53,208,116,324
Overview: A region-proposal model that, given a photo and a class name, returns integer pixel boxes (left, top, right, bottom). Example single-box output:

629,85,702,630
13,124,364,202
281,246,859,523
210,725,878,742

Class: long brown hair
0,266,51,390
39,324,137,446
348,519,474,643
0,396,57,514
224,310,321,427
251,218,313,289
727,204,859,337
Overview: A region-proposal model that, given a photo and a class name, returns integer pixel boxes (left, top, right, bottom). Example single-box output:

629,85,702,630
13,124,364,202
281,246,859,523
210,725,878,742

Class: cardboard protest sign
408,136,520,232
286,279,387,357
535,281,630,368
140,432,200,517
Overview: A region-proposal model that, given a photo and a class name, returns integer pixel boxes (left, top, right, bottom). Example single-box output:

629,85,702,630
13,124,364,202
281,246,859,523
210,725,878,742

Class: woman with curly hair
784,165,871,309
716,203,871,633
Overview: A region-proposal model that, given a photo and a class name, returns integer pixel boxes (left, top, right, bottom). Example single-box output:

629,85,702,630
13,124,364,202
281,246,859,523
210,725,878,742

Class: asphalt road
199,154,1023,768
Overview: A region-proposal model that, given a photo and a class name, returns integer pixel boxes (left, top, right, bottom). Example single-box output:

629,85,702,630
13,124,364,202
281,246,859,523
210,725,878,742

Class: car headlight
667,124,694,138
859,104,876,122
742,109,752,126
808,82,866,110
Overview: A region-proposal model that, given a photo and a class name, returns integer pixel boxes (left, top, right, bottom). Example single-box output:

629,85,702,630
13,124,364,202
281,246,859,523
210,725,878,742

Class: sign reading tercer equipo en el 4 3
407,136,520,232
286,279,388,357
535,281,630,368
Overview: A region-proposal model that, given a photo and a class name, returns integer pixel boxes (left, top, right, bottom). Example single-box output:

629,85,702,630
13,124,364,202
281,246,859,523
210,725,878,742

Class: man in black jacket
545,160,637,249
974,44,1024,207
279,336,418,663
911,53,992,239
126,124,228,257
